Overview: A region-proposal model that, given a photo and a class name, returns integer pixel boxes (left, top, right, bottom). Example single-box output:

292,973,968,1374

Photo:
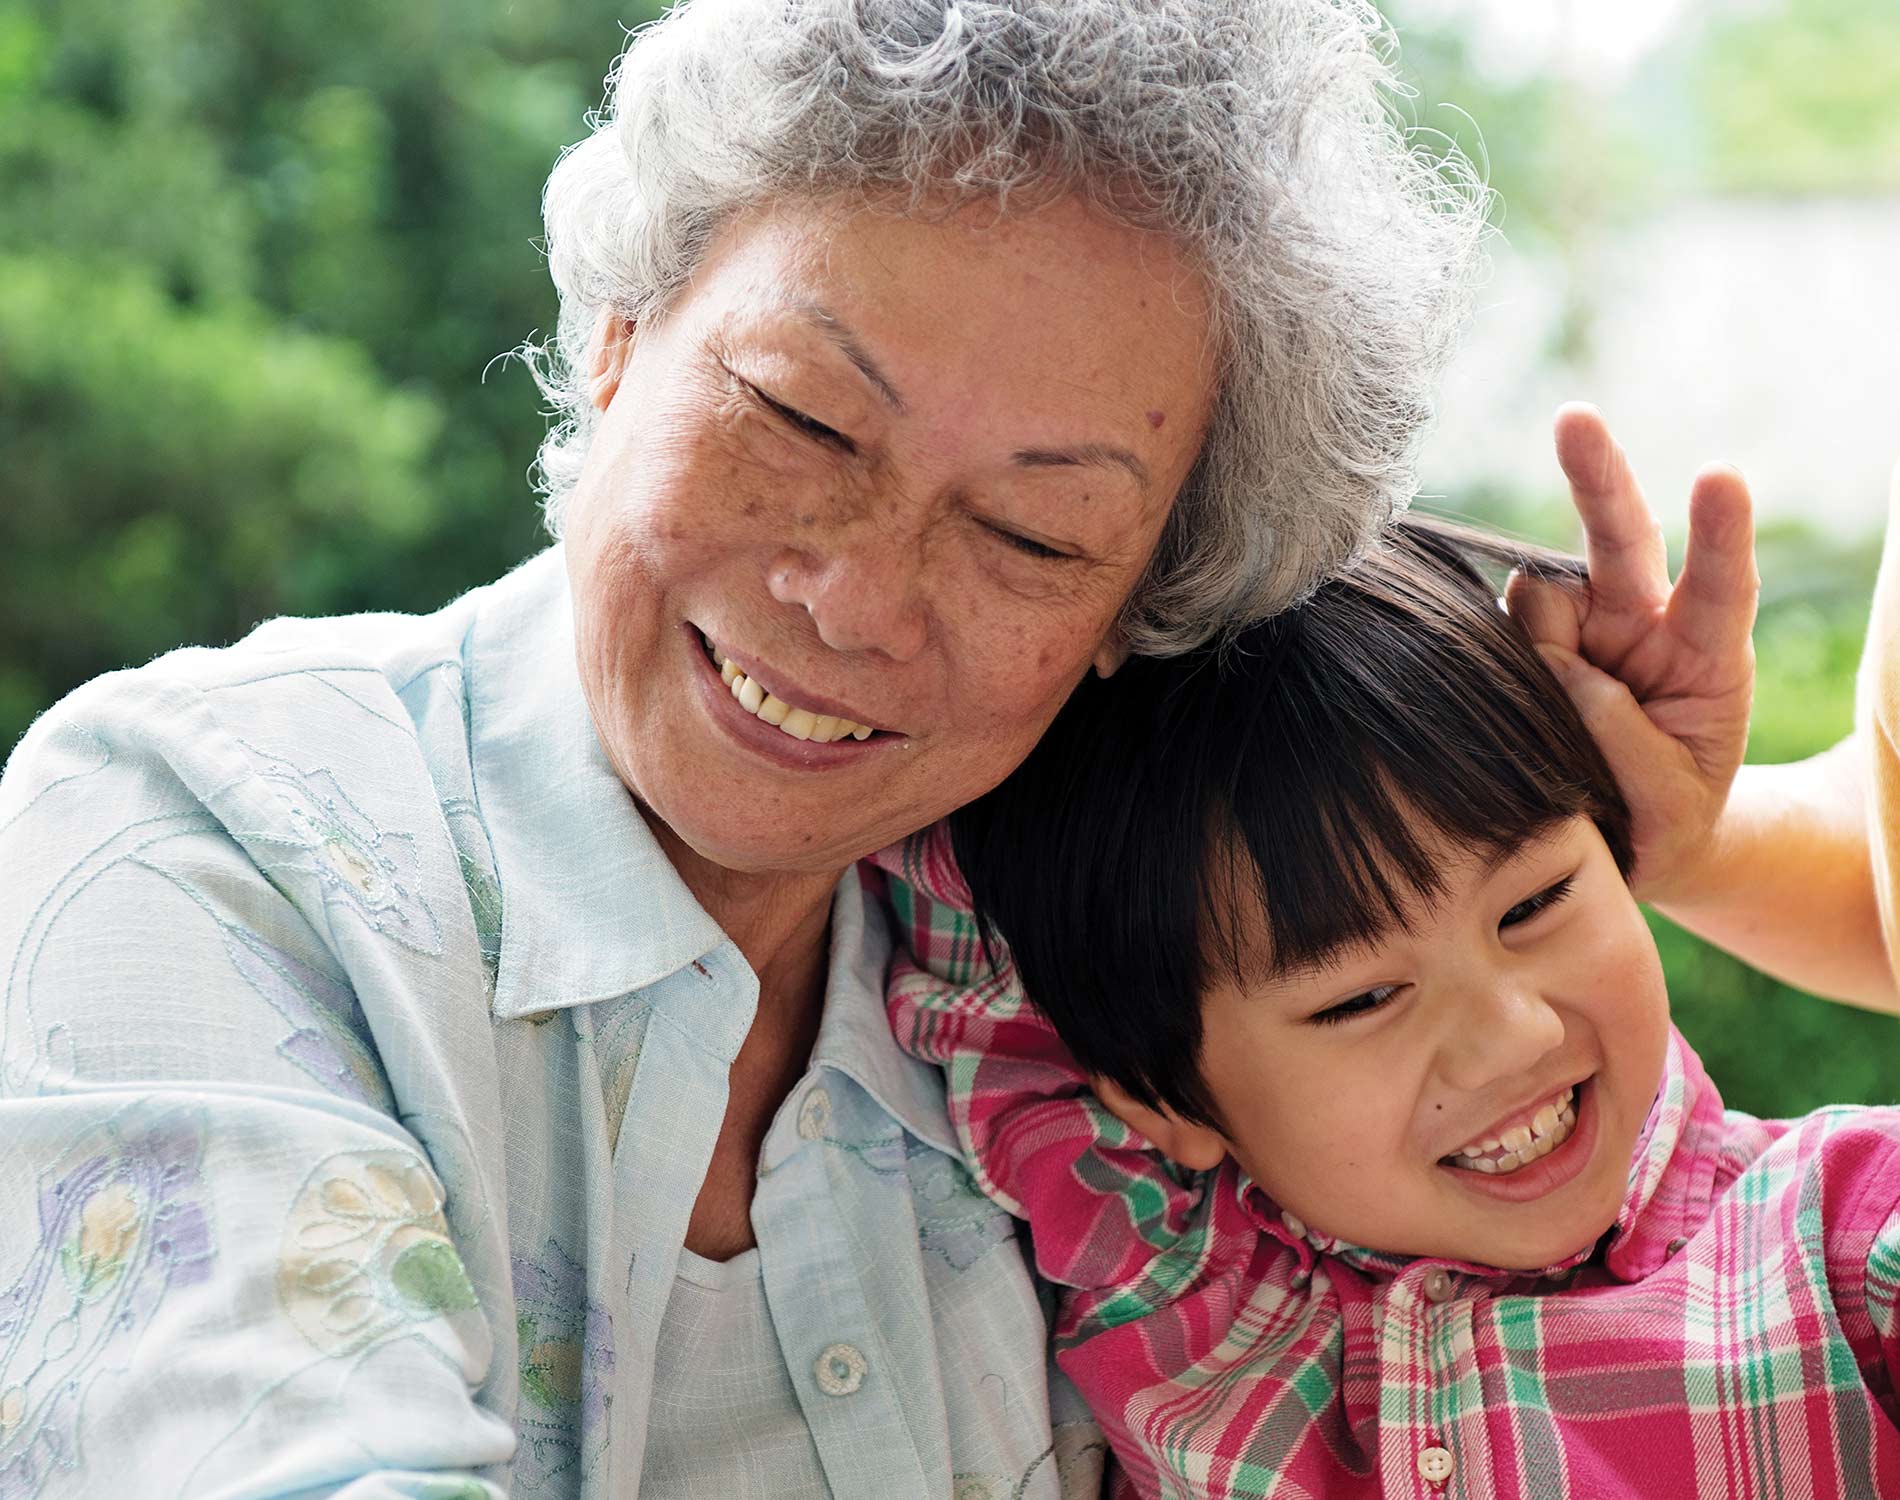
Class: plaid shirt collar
1235,1027,1723,1285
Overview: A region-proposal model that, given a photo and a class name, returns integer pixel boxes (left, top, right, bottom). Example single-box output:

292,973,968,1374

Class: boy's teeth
1445,1086,1578,1177
714,647,872,744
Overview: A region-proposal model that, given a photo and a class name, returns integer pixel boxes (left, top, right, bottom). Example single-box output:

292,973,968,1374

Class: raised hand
1504,403,1760,902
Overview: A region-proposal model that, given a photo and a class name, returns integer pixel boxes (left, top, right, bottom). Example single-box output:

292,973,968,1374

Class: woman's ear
588,313,637,411
1093,1076,1227,1172
1092,634,1132,679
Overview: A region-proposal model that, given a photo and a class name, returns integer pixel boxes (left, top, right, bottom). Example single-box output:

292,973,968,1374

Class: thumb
1535,643,1658,774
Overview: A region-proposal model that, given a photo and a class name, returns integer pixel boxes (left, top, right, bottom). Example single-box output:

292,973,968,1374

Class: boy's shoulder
1712,1102,1900,1255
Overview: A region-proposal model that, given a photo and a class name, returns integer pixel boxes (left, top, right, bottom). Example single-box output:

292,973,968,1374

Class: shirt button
1421,1267,1456,1303
1417,1445,1455,1485
797,1087,832,1141
814,1342,866,1396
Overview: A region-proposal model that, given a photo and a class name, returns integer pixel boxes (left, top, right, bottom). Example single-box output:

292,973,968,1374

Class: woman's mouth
697,629,881,745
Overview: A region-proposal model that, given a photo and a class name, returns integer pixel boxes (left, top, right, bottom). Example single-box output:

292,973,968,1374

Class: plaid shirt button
1416,1445,1455,1485
1421,1268,1456,1303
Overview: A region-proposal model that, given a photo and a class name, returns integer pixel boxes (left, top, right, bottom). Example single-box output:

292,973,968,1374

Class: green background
4,0,1897,1116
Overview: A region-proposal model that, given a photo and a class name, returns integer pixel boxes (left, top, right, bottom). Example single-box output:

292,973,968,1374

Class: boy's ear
1093,1076,1227,1172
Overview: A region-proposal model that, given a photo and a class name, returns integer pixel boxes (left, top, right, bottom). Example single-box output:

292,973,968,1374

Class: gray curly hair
527,0,1487,655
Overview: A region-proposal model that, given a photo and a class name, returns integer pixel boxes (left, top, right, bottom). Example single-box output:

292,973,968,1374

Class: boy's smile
1128,815,1671,1272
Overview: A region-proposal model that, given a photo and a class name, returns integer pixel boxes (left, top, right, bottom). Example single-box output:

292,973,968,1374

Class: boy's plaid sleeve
867,825,1209,1291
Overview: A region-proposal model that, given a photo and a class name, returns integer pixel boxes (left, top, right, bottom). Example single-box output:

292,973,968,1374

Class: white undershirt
638,1246,832,1498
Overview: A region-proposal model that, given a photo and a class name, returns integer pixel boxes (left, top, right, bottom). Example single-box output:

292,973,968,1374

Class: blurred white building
1420,197,1900,538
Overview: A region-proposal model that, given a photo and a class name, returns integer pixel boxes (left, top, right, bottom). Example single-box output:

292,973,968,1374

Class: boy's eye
1500,874,1575,930
1309,983,1401,1027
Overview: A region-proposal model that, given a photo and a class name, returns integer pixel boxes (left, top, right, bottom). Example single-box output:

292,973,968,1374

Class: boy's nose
1437,982,1566,1096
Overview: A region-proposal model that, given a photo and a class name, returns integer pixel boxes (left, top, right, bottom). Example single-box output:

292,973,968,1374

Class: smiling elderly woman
0,2,1486,1495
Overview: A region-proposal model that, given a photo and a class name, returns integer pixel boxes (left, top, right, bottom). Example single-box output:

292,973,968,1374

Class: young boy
872,516,1900,1497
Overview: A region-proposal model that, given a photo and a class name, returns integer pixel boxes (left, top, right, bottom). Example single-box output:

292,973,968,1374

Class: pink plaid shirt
871,829,1900,1498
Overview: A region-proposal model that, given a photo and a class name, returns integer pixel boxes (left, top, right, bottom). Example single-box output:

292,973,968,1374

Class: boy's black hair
947,514,1633,1129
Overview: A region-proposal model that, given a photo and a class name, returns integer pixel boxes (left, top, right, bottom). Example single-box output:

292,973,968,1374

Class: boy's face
1187,815,1669,1271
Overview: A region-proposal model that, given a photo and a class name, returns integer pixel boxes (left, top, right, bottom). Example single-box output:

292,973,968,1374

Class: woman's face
564,194,1216,876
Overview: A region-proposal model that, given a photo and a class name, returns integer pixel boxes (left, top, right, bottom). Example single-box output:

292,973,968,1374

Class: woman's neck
643,812,841,1016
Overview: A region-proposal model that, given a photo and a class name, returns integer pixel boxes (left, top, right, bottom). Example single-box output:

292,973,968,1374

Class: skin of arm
1651,739,1895,1013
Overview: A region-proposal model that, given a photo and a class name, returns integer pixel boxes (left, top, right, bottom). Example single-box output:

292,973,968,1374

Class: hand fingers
1536,640,1658,765
1536,643,1676,877
1668,463,1759,659
1554,403,1670,612
1505,570,1583,654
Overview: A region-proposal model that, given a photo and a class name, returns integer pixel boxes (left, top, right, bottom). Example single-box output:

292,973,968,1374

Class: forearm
1650,736,1897,1013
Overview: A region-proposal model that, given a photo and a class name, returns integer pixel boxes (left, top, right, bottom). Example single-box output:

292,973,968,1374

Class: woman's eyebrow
1012,442,1151,493
791,303,1150,492
792,303,907,413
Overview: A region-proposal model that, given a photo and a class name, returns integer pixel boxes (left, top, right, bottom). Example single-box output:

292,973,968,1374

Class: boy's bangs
1210,525,1630,985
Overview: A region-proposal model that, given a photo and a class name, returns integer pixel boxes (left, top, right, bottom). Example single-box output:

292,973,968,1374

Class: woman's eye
1500,875,1575,930
1310,984,1400,1027
986,524,1070,561
740,377,853,451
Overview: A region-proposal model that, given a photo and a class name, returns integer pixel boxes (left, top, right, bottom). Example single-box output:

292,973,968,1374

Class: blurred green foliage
3,0,1899,1118
0,0,667,739
1697,0,1900,194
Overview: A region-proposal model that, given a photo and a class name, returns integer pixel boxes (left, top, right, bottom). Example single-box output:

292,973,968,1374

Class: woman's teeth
712,648,873,744
1444,1085,1578,1176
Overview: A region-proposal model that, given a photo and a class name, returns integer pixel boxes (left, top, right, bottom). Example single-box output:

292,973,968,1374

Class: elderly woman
0,1,1765,1496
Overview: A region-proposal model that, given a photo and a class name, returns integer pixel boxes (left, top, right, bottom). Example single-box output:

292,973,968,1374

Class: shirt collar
808,866,960,1159
464,546,728,1021
1238,1025,1724,1285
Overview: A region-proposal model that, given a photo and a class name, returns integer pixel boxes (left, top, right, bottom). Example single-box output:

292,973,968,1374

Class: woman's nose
1435,980,1566,1096
766,530,929,662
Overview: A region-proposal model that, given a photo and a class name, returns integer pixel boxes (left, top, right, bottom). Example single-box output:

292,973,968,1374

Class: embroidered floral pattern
0,1102,213,1498
510,1236,614,1491
277,1151,479,1358
241,747,442,954
222,926,390,1109
907,1138,1016,1272
442,798,503,992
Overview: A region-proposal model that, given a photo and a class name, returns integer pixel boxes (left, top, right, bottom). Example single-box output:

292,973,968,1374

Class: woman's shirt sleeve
0,666,515,1496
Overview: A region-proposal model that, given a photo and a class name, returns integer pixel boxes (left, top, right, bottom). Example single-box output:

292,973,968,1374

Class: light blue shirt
0,548,1103,1498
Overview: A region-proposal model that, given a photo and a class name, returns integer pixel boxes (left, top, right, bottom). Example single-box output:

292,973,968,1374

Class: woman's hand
1504,403,1760,905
